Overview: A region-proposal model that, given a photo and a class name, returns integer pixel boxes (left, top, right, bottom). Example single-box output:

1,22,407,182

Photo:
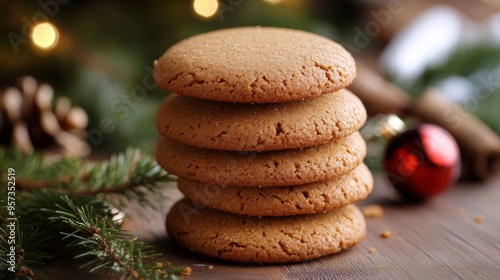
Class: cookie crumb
182,267,192,276
378,265,383,269
380,230,391,238
473,214,484,224
207,265,214,270
368,247,377,253
362,204,384,219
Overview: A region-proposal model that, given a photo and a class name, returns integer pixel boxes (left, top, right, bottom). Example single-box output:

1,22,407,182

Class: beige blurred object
362,0,500,43
0,76,90,156
411,88,500,179
348,63,411,116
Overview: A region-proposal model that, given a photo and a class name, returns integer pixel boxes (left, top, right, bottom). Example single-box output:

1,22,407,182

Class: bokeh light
31,22,59,50
263,0,283,4
193,0,219,18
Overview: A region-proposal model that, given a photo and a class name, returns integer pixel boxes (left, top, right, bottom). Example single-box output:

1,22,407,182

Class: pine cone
0,76,90,156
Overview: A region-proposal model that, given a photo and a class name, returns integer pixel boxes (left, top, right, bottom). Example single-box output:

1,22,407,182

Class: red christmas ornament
383,123,461,201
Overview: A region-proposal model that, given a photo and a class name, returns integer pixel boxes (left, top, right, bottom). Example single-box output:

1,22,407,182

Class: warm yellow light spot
193,0,219,18
263,0,283,4
31,22,59,50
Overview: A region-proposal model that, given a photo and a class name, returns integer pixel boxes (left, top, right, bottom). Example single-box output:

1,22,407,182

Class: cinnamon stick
348,63,411,116
350,63,500,179
411,88,500,179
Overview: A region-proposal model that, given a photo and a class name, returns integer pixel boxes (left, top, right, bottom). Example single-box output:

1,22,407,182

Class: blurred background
1,0,499,155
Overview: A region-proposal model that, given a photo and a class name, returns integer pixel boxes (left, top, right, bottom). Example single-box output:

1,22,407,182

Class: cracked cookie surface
177,163,373,216
156,89,366,151
156,132,366,187
153,27,356,103
166,198,366,263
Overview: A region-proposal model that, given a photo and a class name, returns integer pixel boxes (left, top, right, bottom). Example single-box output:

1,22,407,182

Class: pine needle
0,147,185,279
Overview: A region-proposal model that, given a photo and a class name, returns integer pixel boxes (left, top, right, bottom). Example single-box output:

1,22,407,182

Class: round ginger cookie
156,89,366,151
153,27,356,103
156,132,366,187
166,198,366,263
177,163,373,217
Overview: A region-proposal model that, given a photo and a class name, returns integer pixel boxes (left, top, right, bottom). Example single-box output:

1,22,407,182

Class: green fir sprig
0,147,185,280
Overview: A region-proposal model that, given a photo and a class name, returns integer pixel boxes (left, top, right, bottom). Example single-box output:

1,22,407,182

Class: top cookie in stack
154,27,372,264
154,27,356,103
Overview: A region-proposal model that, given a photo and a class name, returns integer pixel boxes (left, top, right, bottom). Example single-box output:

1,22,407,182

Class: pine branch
15,190,115,231
0,147,187,279
1,192,184,279
69,149,175,210
44,196,182,279
0,147,175,208
0,214,51,279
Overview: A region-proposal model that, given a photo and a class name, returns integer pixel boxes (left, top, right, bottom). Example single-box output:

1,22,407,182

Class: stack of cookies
153,27,373,263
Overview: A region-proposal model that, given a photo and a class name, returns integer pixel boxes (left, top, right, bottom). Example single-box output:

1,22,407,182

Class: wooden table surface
48,173,500,279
